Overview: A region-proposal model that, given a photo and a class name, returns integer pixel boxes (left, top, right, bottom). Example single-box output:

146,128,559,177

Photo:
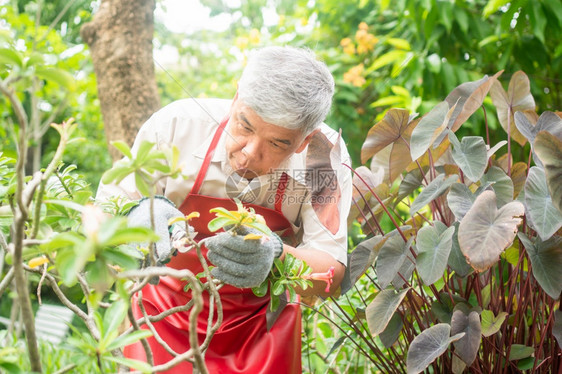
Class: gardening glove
127,196,193,282
205,226,284,289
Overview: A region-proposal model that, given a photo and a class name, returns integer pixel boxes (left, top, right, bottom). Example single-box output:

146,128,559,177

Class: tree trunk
80,0,160,161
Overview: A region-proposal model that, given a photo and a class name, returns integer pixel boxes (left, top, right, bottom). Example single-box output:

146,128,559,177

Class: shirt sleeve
296,135,353,266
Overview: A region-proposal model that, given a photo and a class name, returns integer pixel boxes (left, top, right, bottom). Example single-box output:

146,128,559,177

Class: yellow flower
340,37,356,55
343,64,366,87
249,28,260,44
235,36,249,50
355,24,378,53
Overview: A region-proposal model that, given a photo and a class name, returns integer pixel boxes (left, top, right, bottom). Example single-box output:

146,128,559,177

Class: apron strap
191,115,229,195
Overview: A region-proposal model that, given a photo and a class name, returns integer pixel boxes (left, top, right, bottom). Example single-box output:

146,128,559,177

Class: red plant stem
507,107,512,176
532,293,556,372
483,104,491,148
351,194,380,235
344,164,408,243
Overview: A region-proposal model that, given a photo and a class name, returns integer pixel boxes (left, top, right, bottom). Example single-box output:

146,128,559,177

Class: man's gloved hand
205,226,284,289
126,196,189,268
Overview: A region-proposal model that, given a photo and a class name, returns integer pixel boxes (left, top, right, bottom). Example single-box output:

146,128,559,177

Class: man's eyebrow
240,112,292,146
240,113,255,129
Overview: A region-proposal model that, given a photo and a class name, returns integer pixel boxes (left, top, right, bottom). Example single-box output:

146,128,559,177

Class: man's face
224,99,314,177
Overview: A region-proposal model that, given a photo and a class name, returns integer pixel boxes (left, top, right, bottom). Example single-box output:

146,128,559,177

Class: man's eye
240,123,252,132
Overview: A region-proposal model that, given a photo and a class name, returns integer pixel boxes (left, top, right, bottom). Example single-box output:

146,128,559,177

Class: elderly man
96,46,352,373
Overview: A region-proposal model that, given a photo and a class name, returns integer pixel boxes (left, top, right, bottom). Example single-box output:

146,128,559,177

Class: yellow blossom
343,64,366,87
355,24,378,53
249,28,260,44
235,36,249,50
340,37,355,55
359,22,369,31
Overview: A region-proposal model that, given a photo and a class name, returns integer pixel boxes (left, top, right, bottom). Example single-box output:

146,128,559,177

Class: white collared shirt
96,98,353,265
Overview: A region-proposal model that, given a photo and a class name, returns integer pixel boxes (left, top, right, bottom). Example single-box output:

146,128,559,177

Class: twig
0,267,15,298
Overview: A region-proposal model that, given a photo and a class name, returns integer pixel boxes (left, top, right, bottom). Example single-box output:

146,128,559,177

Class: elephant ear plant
305,71,562,373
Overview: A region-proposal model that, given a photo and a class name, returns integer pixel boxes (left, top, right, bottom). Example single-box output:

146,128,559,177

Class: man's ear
295,128,321,154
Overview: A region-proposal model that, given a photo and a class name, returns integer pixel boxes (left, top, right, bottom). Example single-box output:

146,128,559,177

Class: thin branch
0,267,15,299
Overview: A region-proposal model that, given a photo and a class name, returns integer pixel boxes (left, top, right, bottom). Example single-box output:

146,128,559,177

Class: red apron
124,116,302,373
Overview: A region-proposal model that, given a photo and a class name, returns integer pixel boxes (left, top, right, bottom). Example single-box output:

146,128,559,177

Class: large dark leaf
449,133,488,182
533,131,562,214
410,174,458,215
481,166,514,207
415,224,455,285
361,108,414,163
440,71,503,138
397,168,424,203
450,309,481,365
376,234,414,289
379,312,403,348
341,235,384,294
364,112,419,182
519,233,562,300
406,323,465,374
490,71,536,146
524,166,562,240
447,183,476,221
366,288,409,336
514,111,562,144
448,223,472,277
458,190,524,272
410,101,455,160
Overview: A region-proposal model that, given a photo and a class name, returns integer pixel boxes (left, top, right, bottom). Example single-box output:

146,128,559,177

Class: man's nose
241,138,262,160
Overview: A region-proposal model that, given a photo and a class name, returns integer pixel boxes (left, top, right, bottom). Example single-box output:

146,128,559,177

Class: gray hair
237,46,335,135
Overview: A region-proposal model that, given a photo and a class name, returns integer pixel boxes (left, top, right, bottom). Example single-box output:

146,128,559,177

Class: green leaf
104,227,159,247
35,67,75,89
386,38,411,50
533,131,562,215
135,141,156,163
448,223,472,277
0,47,23,67
397,168,424,203
458,190,524,272
104,356,152,373
481,309,508,337
111,141,133,159
134,172,151,197
101,164,134,185
415,225,455,285
481,166,514,207
508,345,534,361
365,288,409,336
103,301,128,341
107,330,153,351
379,312,403,348
447,183,476,221
514,111,562,146
450,309,481,366
252,280,269,298
344,235,383,292
407,323,464,374
272,280,284,296
207,217,234,232
449,133,487,182
524,166,562,240
519,233,562,299
410,174,458,215
410,101,453,160
483,0,510,18
376,233,413,289
368,50,406,72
